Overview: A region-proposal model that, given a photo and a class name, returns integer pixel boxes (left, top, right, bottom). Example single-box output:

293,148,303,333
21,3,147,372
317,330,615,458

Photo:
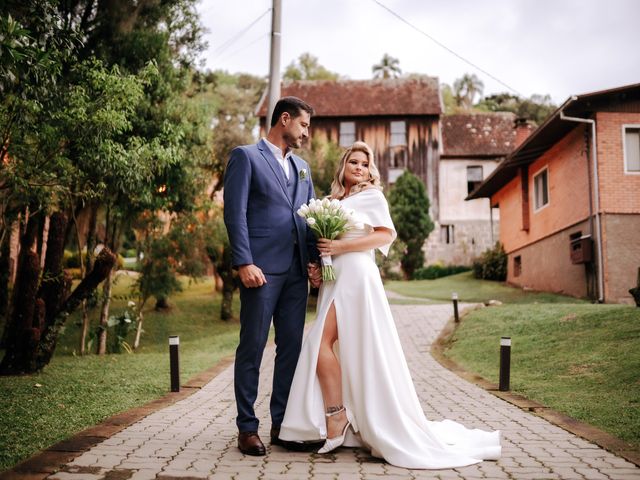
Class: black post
452,292,459,323
499,336,511,391
169,336,180,392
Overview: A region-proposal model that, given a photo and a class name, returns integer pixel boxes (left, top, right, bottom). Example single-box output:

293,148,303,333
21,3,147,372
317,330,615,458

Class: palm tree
372,53,401,79
453,73,484,109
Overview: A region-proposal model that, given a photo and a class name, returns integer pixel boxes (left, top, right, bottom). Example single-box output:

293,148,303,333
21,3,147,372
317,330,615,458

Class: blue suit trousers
234,251,308,432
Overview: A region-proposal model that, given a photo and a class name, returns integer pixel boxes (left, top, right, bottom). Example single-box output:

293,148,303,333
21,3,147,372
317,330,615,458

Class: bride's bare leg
316,302,348,438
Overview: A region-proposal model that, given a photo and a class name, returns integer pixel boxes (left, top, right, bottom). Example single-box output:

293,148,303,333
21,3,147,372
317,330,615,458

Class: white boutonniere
299,169,308,181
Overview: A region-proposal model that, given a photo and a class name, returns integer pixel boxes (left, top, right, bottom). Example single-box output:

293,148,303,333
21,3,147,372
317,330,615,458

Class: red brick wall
595,112,640,214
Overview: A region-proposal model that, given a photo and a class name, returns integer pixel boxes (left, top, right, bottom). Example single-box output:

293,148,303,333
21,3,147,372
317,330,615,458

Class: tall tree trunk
0,209,42,373
37,212,68,329
154,296,169,310
0,251,40,374
79,201,98,355
132,299,147,350
0,234,10,344
97,267,114,355
97,208,121,354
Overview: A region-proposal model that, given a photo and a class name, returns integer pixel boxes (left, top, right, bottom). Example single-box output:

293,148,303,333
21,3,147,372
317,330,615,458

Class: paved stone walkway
47,304,639,480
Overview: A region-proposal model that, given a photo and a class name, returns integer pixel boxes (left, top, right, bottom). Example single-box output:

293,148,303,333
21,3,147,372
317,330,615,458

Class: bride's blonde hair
330,141,382,200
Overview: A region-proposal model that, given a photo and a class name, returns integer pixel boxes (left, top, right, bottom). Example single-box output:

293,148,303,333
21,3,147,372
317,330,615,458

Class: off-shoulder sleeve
347,189,397,256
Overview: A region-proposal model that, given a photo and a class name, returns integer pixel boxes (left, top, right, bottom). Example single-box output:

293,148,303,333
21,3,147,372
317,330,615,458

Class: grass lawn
0,274,241,472
385,271,588,304
446,301,640,449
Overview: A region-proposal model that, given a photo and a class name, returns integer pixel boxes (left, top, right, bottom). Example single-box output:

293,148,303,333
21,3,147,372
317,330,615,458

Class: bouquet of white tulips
297,198,354,281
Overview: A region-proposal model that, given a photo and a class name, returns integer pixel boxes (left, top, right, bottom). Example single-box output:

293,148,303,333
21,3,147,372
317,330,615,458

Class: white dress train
279,189,501,469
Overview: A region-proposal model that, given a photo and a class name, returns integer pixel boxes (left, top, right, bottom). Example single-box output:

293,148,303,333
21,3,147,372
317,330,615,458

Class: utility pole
266,0,282,131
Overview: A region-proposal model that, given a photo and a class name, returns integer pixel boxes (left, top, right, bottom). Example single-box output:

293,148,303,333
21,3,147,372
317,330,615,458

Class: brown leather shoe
238,431,266,456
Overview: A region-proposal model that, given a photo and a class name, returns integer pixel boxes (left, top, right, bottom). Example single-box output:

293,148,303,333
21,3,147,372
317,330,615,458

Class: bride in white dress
278,141,501,469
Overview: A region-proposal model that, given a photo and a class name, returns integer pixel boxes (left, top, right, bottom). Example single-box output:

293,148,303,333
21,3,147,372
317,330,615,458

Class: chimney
514,118,534,148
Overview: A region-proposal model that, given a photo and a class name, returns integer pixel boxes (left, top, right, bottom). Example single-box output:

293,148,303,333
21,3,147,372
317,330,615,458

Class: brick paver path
49,304,640,479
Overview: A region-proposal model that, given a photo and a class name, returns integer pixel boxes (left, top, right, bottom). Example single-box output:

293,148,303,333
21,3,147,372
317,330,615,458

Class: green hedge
412,264,471,280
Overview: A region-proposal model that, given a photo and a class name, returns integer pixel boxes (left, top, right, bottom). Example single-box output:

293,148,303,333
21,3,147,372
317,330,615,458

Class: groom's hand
238,264,267,288
307,262,322,288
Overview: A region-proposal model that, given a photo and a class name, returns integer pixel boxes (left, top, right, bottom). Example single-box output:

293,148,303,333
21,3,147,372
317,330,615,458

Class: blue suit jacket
223,139,317,275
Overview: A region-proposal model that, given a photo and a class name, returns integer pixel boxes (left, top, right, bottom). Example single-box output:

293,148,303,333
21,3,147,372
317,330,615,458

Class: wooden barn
256,77,443,218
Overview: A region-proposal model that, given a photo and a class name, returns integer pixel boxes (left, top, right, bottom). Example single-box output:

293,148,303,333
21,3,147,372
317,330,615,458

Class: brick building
469,83,640,303
426,113,532,265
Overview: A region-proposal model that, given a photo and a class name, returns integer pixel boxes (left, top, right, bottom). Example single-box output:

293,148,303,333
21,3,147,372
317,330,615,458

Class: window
467,166,483,194
533,167,549,211
390,121,406,147
623,126,640,173
387,168,405,184
514,256,522,277
440,225,454,244
339,121,355,147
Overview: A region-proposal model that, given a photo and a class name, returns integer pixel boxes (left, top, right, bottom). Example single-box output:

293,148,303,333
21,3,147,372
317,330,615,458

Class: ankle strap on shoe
325,405,345,417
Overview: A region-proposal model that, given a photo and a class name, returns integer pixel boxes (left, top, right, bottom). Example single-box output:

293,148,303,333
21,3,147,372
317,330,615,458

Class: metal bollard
452,292,459,323
499,336,511,391
169,336,180,392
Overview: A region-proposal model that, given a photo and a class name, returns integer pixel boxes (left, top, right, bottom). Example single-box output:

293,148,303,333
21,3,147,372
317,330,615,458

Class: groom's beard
283,131,303,149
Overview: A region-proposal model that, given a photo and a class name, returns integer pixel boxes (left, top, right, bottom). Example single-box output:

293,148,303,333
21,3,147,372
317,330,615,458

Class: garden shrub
472,242,507,281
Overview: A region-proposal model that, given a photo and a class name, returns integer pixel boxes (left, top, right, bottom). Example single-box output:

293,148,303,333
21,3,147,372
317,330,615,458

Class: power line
372,0,523,96
218,32,271,64
212,8,271,58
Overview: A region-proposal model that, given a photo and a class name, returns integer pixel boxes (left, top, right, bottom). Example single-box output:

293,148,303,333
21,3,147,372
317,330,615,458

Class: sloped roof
442,112,517,157
256,77,442,118
467,82,640,200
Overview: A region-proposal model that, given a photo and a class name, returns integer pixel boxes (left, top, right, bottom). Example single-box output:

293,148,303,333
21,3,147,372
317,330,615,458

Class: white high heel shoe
318,406,350,454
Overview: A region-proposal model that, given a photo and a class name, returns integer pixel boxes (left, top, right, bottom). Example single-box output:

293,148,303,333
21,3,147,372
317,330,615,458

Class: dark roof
467,82,640,200
441,112,517,157
256,77,442,118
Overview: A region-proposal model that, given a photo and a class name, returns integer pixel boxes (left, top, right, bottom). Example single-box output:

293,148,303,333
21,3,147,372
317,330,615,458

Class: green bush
472,242,507,281
413,264,471,280
388,172,434,279
63,249,81,268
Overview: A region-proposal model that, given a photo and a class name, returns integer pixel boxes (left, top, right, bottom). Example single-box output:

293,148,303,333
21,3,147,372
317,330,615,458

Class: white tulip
306,217,316,226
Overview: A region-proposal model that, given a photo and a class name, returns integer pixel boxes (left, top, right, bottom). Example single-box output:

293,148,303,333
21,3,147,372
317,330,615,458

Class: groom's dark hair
271,96,314,127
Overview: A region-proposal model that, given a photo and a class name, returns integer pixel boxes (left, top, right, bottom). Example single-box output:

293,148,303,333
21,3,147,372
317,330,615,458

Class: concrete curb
430,307,640,469
0,356,235,480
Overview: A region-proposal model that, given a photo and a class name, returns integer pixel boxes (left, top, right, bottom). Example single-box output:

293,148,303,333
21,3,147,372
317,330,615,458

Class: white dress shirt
263,138,292,180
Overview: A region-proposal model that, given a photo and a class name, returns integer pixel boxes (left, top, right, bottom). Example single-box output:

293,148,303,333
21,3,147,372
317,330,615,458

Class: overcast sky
196,0,640,105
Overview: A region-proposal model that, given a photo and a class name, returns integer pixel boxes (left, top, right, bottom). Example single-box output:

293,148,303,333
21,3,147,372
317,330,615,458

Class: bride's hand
317,237,344,256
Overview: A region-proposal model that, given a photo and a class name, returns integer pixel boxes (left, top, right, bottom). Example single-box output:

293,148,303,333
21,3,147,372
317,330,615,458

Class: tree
476,92,556,126
0,0,210,364
453,73,484,109
53,0,208,355
283,53,339,81
388,172,434,279
296,137,342,197
372,54,401,79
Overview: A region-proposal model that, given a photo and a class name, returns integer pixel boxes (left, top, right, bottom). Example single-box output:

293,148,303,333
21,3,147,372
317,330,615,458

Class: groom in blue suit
223,97,319,455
